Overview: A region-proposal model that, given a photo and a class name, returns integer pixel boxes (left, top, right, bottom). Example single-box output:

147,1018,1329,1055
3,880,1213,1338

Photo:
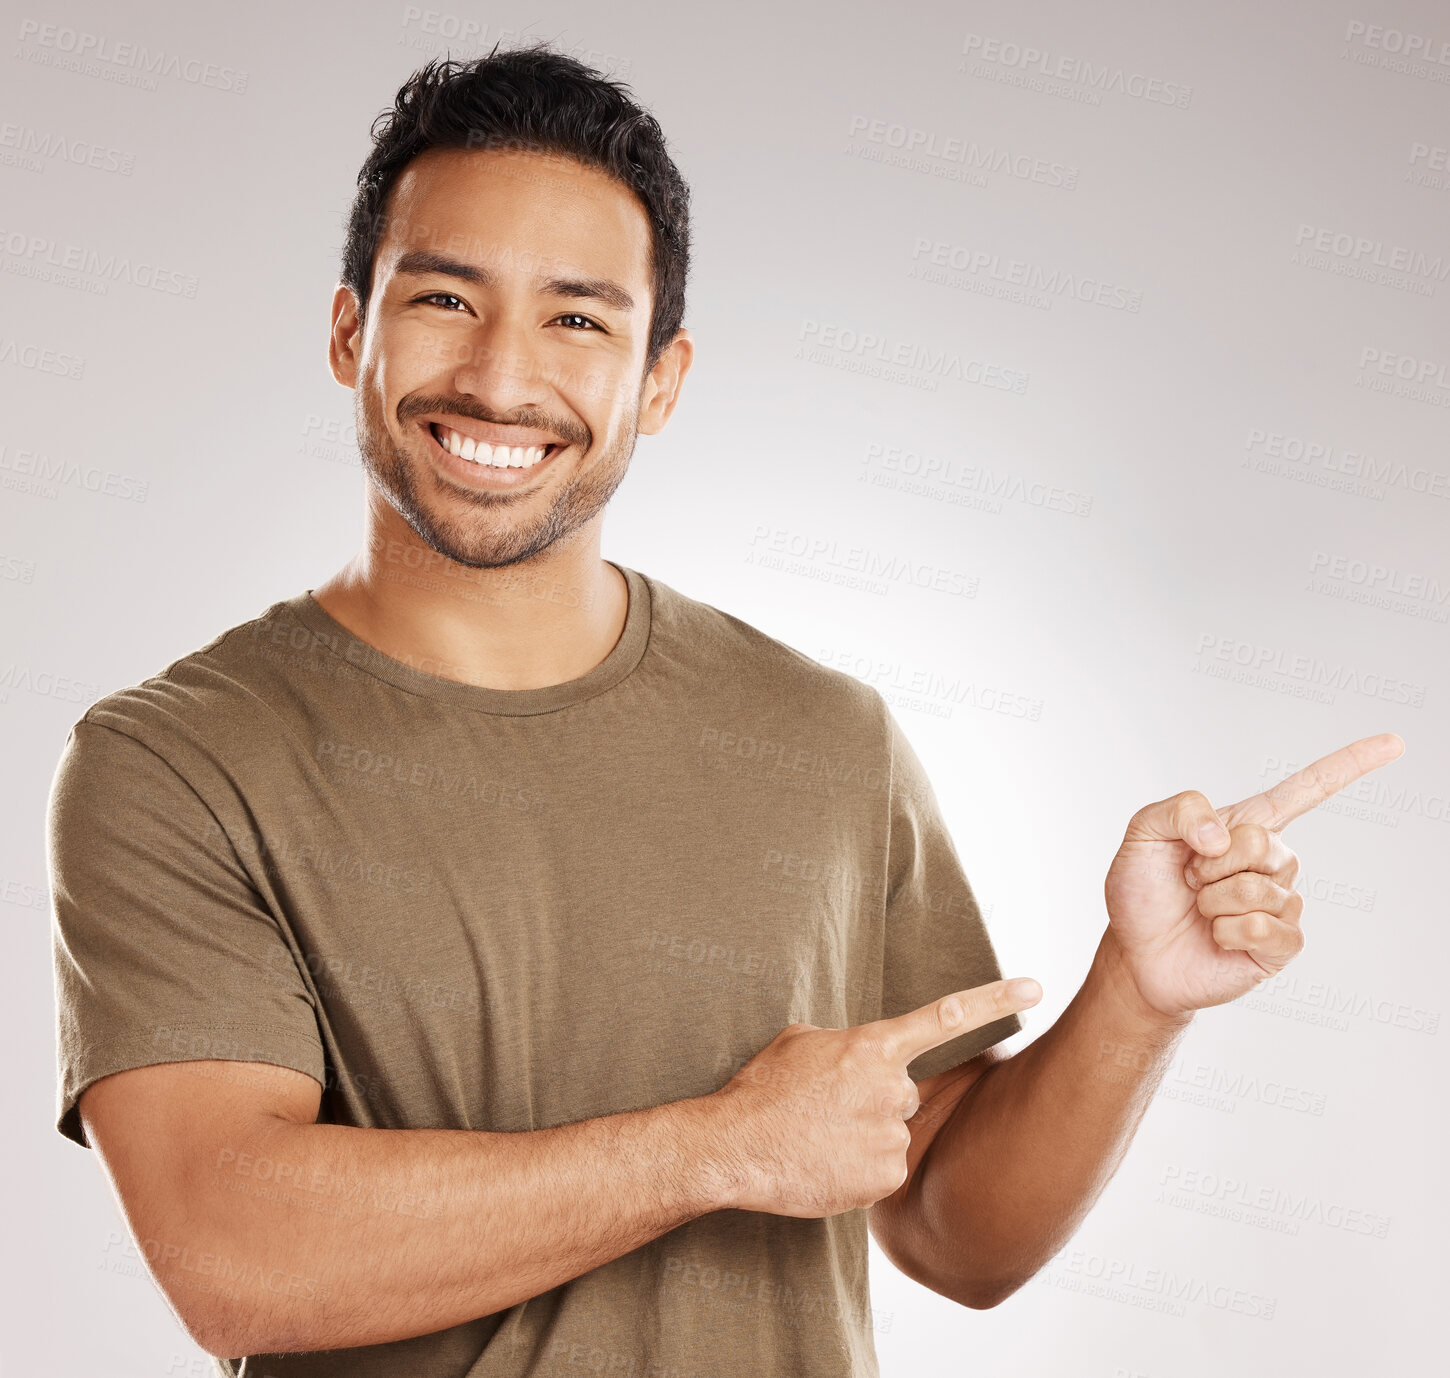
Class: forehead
377,145,653,297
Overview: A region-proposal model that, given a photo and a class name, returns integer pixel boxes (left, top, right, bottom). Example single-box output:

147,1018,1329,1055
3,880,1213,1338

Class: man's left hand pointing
1102,733,1406,1019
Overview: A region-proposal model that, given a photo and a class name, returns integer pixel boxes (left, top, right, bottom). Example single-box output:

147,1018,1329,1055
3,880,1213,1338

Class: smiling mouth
428,422,562,470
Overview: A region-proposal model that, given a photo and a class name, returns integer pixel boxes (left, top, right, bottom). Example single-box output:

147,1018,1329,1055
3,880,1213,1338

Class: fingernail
1197,823,1227,850
1006,979,1041,1003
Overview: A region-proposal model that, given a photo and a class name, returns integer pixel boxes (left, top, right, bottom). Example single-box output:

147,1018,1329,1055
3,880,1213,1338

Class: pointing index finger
870,978,1040,1066
1221,733,1406,832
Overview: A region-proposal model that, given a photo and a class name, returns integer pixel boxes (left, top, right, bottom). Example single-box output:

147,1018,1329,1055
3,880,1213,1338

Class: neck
310,517,629,693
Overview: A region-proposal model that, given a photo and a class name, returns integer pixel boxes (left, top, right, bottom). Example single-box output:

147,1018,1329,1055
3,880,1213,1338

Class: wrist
1091,928,1195,1041
668,1090,748,1214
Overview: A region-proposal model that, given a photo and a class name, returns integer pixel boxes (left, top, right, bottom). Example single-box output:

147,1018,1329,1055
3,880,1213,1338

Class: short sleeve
880,710,1022,1080
48,719,326,1148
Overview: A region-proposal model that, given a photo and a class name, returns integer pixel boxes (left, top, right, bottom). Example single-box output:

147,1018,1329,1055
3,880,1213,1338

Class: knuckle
1168,789,1207,820
848,1031,889,1071
1242,872,1273,903
1237,822,1270,860
1198,882,1232,916
1232,871,1271,906
848,1026,883,1058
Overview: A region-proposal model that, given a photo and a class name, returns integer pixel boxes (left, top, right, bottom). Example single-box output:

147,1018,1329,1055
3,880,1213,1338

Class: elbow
157,1263,284,1359
950,1274,1030,1310
181,1290,321,1360
118,1228,257,1358
955,1287,1008,1311
185,1304,292,1362
177,1301,250,1362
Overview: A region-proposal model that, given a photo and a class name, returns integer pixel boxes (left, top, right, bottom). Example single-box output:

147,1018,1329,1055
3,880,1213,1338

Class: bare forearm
168,1094,729,1355
900,928,1193,1305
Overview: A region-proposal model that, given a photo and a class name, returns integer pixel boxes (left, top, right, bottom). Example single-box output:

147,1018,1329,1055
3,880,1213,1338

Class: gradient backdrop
2,1,1445,1374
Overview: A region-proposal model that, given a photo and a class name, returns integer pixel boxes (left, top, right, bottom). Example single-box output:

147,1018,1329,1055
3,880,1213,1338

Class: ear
329,283,364,389
637,328,695,436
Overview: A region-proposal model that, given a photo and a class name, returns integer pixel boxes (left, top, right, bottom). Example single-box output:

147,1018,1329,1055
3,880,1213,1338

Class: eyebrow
391,249,636,314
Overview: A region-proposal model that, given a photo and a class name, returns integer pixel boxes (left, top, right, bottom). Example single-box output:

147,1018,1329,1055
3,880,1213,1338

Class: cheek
378,320,457,387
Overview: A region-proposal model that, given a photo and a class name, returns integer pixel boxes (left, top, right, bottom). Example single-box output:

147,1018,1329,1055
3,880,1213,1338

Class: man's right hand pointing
706,978,1042,1217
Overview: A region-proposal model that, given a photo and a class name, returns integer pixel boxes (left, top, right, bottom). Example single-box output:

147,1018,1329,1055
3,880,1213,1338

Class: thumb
1125,789,1231,858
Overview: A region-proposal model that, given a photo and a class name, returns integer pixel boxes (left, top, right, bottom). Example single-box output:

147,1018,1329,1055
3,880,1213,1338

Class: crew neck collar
282,561,652,717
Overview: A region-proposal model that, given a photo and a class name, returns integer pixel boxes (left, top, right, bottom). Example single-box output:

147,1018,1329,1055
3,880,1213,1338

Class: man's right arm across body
80,977,1038,1358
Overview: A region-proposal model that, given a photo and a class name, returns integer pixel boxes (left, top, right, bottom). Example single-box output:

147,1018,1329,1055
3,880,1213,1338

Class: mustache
397,394,587,448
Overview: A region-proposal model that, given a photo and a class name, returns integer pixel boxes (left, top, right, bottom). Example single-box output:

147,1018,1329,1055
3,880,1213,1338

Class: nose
447,306,550,413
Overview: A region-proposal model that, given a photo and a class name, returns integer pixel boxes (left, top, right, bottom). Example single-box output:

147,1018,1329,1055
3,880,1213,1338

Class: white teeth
436,426,550,470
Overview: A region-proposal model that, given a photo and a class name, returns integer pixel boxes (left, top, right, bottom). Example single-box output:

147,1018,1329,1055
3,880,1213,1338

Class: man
48,42,1403,1378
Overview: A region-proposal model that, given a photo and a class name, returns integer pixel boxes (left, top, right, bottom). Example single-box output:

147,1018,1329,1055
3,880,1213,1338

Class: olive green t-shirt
48,562,1021,1377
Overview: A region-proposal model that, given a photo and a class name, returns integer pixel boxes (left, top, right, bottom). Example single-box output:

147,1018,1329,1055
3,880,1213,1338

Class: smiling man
47,41,1403,1378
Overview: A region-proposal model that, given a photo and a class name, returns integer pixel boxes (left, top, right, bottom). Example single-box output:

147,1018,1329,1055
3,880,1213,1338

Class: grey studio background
2,0,1445,1374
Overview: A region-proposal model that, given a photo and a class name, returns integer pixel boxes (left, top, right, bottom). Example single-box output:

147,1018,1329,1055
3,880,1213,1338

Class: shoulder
63,593,309,778
636,568,892,734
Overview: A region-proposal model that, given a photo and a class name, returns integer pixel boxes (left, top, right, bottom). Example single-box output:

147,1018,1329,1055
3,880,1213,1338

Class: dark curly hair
340,41,691,375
